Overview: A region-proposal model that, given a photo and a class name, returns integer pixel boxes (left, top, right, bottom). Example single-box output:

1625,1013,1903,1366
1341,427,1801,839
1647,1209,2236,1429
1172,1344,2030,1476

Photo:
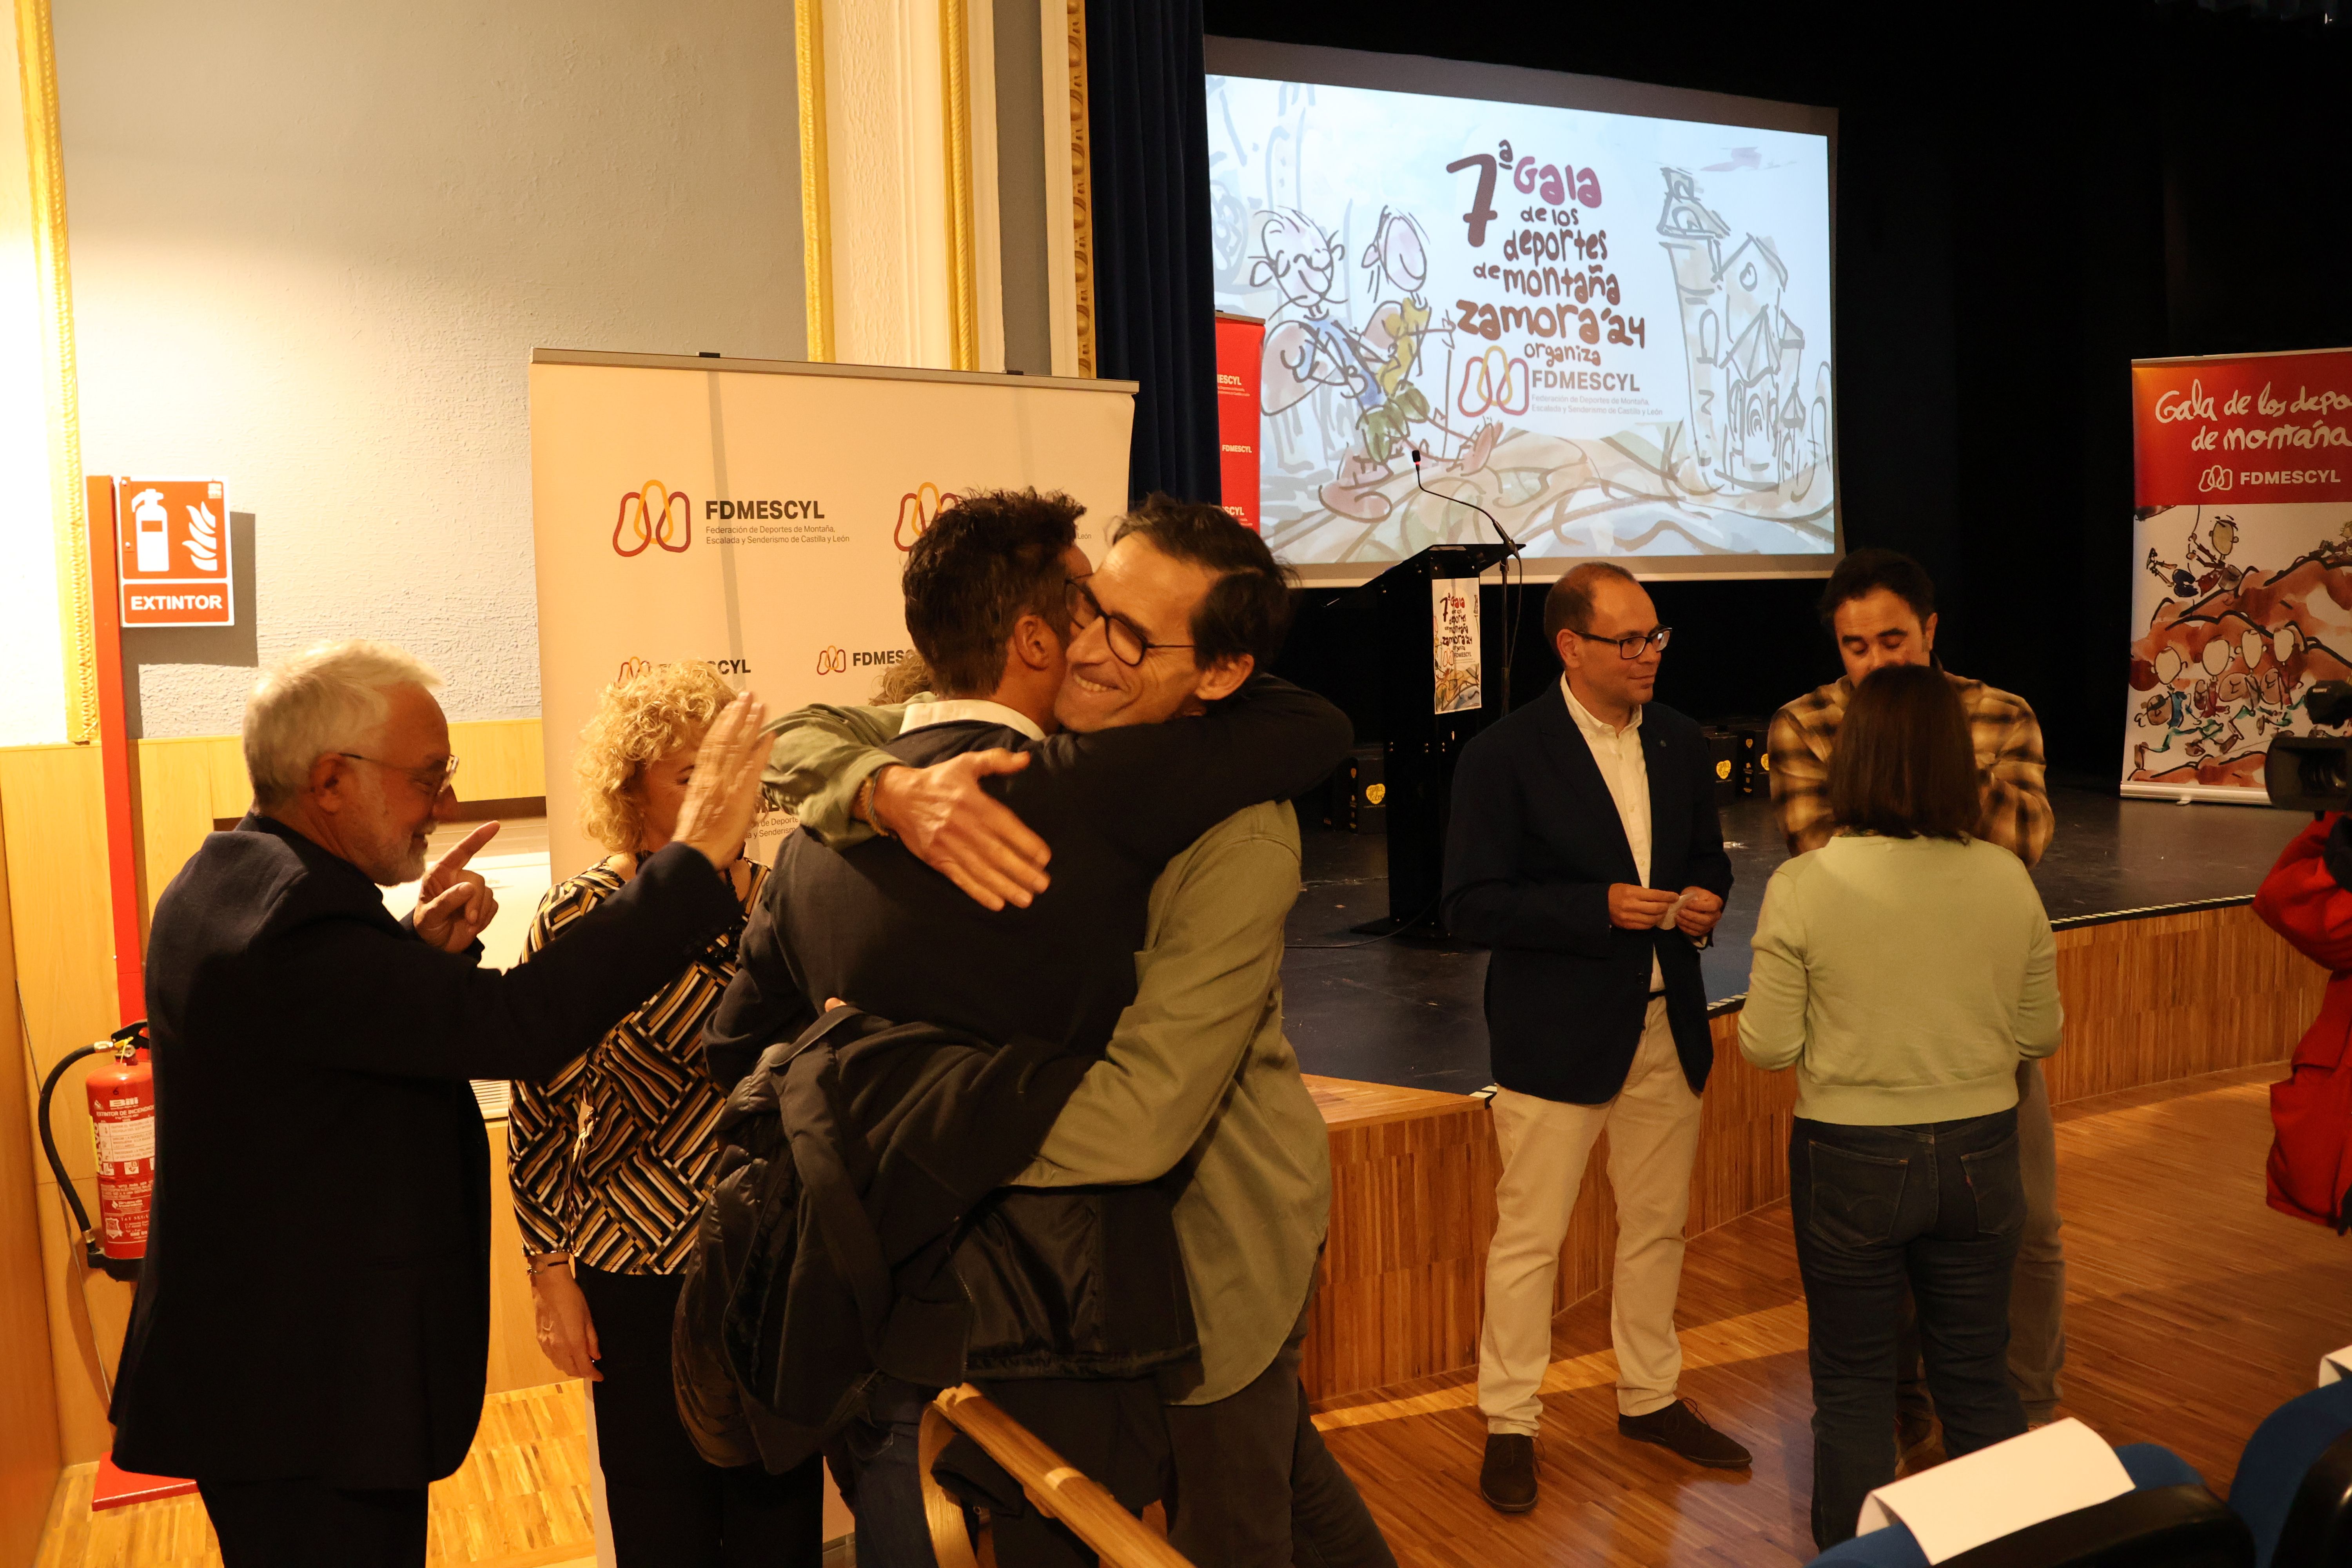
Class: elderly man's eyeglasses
1567,626,1674,660
339,753,461,798
1064,575,1194,668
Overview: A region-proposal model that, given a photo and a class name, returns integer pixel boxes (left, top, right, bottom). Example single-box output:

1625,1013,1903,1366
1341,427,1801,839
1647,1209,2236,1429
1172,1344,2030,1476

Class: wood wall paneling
485,1120,557,1399
129,719,546,922
0,744,126,1465
0,787,64,1568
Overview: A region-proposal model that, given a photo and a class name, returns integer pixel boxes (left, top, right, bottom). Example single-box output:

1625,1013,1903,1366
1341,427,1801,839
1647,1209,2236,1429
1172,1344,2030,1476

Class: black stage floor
1278,787,2310,1096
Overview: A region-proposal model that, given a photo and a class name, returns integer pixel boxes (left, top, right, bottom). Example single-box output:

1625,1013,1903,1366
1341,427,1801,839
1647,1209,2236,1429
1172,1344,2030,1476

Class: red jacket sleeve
2253,813,2352,972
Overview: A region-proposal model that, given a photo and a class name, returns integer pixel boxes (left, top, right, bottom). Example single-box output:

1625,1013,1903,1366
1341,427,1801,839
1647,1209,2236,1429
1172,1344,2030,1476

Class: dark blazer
702,676,1354,1391
111,815,741,1489
1441,687,1733,1105
706,676,1356,1080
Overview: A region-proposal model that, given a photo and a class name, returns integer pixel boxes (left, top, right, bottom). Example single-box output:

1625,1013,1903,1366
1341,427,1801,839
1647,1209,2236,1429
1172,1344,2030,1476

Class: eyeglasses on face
1567,625,1673,660
339,752,461,798
1064,574,1194,668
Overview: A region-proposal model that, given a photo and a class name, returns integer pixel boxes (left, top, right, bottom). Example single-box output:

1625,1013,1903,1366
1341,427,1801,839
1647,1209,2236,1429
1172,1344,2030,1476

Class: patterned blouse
508,857,768,1274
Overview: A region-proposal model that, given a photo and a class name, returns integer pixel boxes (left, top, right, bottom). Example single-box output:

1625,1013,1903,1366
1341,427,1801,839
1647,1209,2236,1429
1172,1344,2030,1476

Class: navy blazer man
1440,563,1747,1509
1442,683,1731,1105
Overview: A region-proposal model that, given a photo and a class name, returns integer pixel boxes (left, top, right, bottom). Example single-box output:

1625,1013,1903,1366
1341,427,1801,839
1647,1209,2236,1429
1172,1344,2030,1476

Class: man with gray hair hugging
109,639,770,1568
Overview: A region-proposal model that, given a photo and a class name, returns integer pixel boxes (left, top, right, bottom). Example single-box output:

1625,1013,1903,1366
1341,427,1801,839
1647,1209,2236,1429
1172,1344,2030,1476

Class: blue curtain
1085,0,1218,505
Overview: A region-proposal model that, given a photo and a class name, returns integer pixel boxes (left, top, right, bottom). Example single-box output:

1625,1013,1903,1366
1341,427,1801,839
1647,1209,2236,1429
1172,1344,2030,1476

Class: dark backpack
672,1007,976,1473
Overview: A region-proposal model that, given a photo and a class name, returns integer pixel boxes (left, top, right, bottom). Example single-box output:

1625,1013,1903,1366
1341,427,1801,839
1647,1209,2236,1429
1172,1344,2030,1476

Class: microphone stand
1411,447,1524,715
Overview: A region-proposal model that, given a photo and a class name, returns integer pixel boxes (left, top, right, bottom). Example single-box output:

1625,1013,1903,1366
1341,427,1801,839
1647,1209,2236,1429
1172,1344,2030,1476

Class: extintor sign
116,477,234,627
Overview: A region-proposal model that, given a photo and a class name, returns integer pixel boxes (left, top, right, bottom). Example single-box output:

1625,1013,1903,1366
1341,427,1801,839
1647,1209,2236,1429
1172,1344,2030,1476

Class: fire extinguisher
38,1020,151,1283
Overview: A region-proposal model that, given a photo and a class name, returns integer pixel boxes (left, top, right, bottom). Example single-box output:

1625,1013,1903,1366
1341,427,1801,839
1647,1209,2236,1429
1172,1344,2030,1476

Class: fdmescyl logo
816,646,915,677
613,483,831,556
896,483,959,552
613,481,691,556
617,653,755,681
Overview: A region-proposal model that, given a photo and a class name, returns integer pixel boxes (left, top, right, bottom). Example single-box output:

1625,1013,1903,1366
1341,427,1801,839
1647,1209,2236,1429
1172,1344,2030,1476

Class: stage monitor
1206,38,1839,585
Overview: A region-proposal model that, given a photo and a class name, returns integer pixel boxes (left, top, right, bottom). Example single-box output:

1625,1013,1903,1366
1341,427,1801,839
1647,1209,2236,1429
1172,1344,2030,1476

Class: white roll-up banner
529,349,1137,880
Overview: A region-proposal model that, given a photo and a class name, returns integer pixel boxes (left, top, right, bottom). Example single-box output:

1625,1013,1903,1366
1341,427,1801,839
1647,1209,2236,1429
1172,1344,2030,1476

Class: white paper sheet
1855,1419,2134,1563
2321,1343,2352,1386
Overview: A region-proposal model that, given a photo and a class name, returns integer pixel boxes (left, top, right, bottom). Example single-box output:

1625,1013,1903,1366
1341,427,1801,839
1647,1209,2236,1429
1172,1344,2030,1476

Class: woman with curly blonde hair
508,661,818,1564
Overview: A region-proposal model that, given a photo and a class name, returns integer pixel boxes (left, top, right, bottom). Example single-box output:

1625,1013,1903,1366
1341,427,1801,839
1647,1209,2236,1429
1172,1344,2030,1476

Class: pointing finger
434,821,501,877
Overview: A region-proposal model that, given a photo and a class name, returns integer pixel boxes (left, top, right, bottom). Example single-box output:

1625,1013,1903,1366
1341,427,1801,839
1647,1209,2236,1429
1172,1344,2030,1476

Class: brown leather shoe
1479,1432,1538,1512
1618,1399,1753,1470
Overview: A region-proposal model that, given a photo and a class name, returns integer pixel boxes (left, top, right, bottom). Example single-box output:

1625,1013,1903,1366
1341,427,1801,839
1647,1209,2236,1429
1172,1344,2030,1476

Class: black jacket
700,676,1352,1393
1441,689,1733,1104
111,815,740,1488
676,1007,1132,1473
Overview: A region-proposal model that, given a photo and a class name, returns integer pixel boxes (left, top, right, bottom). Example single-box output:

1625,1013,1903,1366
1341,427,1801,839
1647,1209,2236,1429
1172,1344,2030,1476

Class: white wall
53,0,806,737
0,23,70,748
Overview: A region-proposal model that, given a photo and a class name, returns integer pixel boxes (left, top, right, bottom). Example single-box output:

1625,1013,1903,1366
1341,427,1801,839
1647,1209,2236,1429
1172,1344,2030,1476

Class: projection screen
1206,38,1840,585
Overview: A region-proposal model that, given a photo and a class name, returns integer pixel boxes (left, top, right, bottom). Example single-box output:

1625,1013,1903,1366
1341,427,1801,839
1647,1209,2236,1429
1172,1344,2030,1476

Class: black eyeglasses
339,752,461,798
1065,575,1194,668
1567,626,1673,660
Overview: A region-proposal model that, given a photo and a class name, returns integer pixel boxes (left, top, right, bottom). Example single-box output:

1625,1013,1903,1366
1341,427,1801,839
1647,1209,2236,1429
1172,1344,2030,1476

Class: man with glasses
708,492,1373,1568
1442,561,1748,1514
1767,548,2062,1465
113,640,769,1568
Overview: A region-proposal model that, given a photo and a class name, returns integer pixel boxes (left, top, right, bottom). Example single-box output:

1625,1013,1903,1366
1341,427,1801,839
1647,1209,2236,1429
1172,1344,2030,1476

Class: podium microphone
1410,446,1523,714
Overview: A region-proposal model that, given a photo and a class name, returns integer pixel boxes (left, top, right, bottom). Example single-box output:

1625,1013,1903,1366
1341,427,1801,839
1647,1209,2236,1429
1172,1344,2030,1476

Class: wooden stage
31,899,2343,1567
1299,897,2328,1407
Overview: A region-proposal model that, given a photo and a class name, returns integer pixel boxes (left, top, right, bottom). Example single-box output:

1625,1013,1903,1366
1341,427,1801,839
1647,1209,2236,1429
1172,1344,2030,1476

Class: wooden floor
34,1063,2350,1568
32,1382,597,1568
1318,1063,2352,1567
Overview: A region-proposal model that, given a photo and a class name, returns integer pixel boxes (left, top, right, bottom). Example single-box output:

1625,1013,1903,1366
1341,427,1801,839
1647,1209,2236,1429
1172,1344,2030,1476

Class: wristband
524,1252,572,1276
860,770,898,840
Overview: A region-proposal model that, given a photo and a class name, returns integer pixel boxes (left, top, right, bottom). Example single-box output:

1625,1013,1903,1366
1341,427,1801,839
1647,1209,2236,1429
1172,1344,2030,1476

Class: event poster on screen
1207,54,1836,581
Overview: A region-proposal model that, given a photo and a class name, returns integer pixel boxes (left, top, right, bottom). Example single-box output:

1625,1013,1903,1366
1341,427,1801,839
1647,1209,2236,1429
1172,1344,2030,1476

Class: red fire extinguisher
39,1021,152,1282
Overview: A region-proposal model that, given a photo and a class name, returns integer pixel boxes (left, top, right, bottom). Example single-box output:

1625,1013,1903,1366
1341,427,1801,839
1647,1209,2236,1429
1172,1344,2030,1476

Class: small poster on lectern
1433,577,1481,713
2122,346,2352,801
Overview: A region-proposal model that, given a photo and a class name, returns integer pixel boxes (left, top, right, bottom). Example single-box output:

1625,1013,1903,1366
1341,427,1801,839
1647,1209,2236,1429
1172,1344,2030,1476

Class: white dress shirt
899,697,1047,740
1562,676,1664,991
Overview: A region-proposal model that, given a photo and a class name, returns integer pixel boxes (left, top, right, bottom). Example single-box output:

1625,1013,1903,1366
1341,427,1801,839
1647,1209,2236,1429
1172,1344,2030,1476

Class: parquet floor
33,1382,596,1568
1318,1064,2352,1567
34,1065,2348,1568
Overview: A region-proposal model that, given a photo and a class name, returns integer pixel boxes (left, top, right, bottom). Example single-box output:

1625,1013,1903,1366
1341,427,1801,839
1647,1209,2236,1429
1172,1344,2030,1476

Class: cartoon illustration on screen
1658,168,1830,494
1252,208,1390,519
1206,71,1838,570
2127,504,2352,789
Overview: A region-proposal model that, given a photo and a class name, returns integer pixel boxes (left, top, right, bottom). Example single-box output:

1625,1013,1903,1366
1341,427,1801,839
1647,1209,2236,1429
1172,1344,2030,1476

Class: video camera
2265,681,2352,811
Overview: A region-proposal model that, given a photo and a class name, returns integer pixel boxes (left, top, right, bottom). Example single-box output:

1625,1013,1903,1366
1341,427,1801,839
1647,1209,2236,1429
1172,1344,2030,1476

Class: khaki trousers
1479,999,1704,1434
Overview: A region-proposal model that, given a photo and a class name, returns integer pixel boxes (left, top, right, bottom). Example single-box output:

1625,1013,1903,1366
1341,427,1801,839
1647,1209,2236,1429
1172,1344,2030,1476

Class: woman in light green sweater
1740,662,2062,1549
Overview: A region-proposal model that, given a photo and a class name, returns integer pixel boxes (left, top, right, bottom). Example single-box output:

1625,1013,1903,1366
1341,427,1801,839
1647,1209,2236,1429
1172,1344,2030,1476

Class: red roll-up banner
1215,313,1265,530
2123,347,2352,801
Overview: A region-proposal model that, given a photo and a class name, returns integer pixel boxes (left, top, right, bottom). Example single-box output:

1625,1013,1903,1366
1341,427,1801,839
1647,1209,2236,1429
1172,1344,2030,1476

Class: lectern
1359,541,1514,933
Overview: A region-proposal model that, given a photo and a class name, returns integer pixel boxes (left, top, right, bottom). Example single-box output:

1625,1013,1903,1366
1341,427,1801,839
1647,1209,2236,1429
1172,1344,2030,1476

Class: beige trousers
1479,999,1704,1434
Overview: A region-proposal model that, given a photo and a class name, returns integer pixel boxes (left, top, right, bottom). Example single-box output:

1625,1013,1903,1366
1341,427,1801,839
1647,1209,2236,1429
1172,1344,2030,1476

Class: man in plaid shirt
1766,548,2065,1455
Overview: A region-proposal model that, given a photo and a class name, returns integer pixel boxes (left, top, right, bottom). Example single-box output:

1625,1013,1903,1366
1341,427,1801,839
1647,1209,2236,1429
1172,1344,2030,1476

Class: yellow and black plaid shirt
508,858,767,1274
1766,672,2053,867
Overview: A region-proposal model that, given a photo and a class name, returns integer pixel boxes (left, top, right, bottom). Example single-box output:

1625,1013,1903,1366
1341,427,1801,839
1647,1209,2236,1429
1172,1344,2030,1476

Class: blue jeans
1791,1111,2029,1549
839,1376,940,1568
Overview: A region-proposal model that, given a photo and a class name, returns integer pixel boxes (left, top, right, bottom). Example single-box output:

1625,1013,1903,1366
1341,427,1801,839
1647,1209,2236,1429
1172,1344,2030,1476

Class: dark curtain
1085,0,1218,506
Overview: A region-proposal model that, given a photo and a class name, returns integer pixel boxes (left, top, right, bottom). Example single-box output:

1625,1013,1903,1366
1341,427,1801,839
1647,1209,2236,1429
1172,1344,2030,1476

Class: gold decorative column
1064,0,1094,377
795,0,835,363
940,0,979,371
14,0,95,741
